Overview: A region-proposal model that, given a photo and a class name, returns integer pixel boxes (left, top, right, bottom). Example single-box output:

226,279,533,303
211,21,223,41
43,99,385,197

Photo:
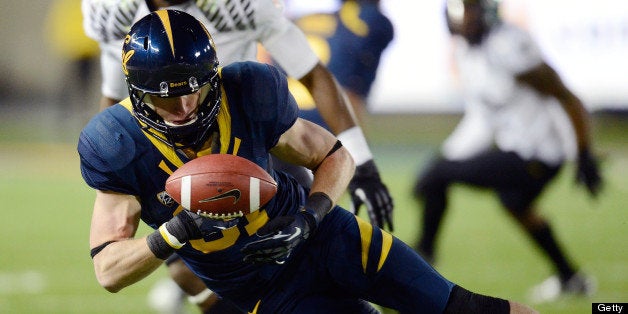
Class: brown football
165,154,277,219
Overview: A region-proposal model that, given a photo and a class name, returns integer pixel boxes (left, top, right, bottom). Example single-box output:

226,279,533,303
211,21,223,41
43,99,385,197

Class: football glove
147,210,236,259
576,148,603,197
241,210,316,264
348,160,394,231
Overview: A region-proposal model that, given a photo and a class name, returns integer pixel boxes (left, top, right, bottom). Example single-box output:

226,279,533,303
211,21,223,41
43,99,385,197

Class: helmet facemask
129,69,221,150
122,10,223,150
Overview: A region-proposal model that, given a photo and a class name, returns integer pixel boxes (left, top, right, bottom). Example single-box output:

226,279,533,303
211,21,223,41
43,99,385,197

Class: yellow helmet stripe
155,10,176,57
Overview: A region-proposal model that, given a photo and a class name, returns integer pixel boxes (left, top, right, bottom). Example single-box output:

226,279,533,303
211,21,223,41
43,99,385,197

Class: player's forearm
92,238,163,293
560,96,591,151
310,146,355,206
300,63,357,134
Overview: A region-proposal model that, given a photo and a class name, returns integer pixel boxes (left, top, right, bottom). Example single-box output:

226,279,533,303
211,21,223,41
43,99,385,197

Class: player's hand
163,210,204,243
241,210,316,264
163,211,237,245
148,210,240,259
576,148,603,197
348,160,394,231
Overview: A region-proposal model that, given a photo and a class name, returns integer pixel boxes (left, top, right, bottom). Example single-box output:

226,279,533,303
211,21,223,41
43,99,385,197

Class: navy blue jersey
79,61,454,313
79,62,308,305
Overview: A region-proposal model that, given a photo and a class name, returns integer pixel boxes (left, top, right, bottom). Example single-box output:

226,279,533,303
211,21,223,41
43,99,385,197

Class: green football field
0,110,626,314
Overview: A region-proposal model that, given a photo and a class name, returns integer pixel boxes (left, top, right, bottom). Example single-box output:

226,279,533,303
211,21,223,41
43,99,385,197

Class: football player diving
80,10,537,313
82,0,393,310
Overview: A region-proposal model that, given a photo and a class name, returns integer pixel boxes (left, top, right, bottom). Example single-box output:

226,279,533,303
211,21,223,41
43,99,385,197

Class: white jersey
442,23,576,166
82,0,318,100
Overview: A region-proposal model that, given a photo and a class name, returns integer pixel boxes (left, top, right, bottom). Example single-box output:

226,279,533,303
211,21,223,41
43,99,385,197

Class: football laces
193,209,244,220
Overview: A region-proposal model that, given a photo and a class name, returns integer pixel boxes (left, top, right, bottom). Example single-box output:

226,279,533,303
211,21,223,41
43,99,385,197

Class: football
165,154,277,219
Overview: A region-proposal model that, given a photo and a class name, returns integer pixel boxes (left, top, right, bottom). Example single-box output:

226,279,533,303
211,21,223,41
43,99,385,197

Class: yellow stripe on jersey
356,215,373,273
189,226,240,253
355,215,391,273
378,229,393,271
250,300,261,314
158,160,174,175
215,70,234,154
244,210,270,235
339,1,368,37
155,10,176,57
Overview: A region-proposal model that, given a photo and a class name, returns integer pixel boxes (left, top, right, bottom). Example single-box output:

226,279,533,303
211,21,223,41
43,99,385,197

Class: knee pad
444,285,510,314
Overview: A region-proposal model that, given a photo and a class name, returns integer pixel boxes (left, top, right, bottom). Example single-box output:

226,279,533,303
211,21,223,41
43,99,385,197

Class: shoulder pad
78,106,139,171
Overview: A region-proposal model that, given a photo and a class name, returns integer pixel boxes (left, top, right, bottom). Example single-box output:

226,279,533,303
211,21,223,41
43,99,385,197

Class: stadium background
0,0,626,313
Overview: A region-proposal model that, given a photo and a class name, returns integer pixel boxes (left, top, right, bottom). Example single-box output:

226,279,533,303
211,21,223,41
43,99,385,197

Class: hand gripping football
165,154,277,219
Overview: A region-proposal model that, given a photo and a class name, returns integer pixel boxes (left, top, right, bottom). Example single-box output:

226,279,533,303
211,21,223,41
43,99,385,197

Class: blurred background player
274,0,395,226
45,0,99,122
413,0,603,304
82,0,393,312
284,0,394,125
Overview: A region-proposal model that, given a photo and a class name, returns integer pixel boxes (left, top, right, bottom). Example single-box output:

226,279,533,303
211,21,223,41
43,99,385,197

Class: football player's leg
414,151,536,261
498,161,578,280
324,211,534,313
498,164,591,302
320,209,454,312
413,157,454,261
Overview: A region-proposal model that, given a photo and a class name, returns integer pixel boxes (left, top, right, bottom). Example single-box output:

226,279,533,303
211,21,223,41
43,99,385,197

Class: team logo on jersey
199,189,241,204
157,191,176,207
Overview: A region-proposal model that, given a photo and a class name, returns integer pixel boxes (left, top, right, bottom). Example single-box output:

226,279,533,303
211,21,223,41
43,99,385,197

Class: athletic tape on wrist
147,230,175,260
302,192,333,226
337,126,373,166
158,224,185,249
187,288,214,305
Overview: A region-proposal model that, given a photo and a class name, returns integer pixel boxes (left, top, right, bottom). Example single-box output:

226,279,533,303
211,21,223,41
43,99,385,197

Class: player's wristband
147,227,178,260
337,126,373,166
301,192,333,227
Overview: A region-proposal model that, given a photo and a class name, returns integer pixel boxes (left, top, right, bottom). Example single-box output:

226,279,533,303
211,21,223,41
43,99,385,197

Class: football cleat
528,272,596,304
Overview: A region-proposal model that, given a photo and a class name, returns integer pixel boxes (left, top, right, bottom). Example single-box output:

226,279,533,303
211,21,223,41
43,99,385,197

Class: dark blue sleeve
77,107,140,195
222,62,299,150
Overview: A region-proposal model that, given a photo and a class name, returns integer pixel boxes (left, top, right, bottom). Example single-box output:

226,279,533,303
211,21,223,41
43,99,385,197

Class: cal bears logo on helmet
121,35,134,76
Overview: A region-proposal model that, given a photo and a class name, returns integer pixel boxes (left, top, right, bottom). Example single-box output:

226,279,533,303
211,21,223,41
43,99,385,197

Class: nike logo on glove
266,227,301,241
199,189,241,204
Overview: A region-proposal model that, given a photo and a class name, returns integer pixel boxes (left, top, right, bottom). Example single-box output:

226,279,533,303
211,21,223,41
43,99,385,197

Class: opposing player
80,10,538,313
82,0,393,310
413,0,602,303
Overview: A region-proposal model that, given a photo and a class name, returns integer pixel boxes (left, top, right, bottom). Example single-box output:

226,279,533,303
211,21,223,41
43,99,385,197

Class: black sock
529,222,576,281
418,191,447,258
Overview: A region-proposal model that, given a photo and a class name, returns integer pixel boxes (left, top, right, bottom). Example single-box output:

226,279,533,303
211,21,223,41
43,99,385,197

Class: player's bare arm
298,62,358,134
270,117,355,204
516,62,591,150
90,191,163,292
